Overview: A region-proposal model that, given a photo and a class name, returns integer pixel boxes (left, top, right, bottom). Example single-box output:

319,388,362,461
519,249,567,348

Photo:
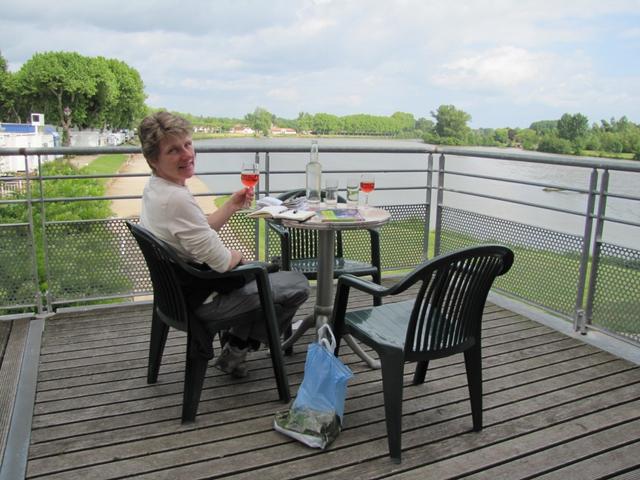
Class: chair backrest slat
405,246,513,357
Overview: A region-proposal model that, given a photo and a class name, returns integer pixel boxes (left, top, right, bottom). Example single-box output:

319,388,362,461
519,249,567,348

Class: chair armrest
332,273,390,337
336,273,388,297
164,248,267,279
181,260,276,281
333,259,432,326
267,220,288,237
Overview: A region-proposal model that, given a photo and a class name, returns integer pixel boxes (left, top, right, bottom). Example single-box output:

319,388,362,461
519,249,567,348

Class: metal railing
1,143,638,350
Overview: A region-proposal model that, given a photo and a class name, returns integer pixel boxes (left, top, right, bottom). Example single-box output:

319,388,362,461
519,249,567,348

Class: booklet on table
316,208,363,222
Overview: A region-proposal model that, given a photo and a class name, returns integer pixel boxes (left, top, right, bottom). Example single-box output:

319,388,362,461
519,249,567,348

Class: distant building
0,113,61,173
270,127,297,135
229,125,255,135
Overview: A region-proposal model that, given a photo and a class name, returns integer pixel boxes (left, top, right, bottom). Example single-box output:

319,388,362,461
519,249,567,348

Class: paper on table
257,196,283,207
277,210,316,221
247,205,315,221
247,205,288,218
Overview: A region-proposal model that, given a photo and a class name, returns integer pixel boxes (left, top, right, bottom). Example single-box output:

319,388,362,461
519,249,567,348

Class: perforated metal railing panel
220,212,259,262
45,219,137,305
439,207,583,318
266,203,428,271
591,243,640,343
377,204,428,270
44,215,259,306
0,224,39,311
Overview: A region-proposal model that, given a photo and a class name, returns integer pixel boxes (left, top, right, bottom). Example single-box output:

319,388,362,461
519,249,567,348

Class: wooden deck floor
26,283,640,479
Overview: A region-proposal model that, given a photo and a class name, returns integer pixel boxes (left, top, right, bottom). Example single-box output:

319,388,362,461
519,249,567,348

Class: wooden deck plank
272,381,640,480
27,341,605,456
26,350,636,478
79,381,640,480
0,319,28,466
533,441,640,480
24,283,640,479
462,420,640,479
27,339,598,460
28,357,635,479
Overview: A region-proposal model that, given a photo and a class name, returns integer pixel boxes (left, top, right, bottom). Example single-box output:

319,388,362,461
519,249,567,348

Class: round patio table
279,204,390,368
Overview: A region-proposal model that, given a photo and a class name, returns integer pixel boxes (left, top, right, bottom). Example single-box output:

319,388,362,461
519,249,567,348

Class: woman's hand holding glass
228,187,254,211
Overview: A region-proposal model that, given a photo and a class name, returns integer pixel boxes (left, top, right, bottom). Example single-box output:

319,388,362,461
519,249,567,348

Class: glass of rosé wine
241,160,259,190
360,174,375,208
240,159,259,208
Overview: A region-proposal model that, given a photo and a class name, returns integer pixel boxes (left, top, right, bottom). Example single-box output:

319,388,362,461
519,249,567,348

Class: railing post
434,153,445,256
257,151,264,261
37,155,53,312
423,153,433,260
583,168,609,335
256,152,271,261
24,153,43,313
573,168,598,333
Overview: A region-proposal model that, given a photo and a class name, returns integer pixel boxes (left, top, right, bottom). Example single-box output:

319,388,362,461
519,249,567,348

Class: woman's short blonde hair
138,111,193,164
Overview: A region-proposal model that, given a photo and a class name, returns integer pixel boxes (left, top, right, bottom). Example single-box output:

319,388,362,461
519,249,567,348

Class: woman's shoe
213,343,249,378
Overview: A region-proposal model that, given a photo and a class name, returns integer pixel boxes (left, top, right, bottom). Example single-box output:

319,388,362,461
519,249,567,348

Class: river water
195,137,640,250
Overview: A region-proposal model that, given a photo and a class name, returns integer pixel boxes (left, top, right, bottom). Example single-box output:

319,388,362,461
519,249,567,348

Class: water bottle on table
306,140,322,204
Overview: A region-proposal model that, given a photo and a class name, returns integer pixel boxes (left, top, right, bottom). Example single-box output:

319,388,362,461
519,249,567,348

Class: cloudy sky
2,0,639,128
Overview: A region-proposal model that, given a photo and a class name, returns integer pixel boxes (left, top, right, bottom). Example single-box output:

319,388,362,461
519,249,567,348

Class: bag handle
317,324,336,353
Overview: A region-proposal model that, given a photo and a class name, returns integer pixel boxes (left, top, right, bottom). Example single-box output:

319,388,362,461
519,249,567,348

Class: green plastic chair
332,245,514,462
127,222,290,422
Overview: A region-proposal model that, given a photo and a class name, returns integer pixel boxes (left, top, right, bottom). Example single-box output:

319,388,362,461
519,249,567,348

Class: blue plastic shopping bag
274,325,353,449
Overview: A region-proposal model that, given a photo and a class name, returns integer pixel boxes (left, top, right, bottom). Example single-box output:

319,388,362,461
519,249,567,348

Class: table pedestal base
280,313,381,369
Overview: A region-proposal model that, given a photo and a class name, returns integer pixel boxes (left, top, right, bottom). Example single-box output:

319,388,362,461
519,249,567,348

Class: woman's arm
208,187,253,231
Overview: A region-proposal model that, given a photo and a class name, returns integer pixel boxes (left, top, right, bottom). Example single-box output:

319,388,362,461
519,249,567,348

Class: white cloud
430,46,617,113
620,26,640,38
1,0,639,126
432,47,550,90
268,87,302,103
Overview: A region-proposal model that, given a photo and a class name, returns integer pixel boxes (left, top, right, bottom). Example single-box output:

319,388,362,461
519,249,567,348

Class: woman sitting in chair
138,111,309,378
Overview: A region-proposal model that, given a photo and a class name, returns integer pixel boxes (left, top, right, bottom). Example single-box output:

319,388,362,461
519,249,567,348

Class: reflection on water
195,138,639,250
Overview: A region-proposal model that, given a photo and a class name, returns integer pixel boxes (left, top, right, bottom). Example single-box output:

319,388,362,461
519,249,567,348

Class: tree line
2,50,639,159
213,105,640,160
0,51,146,145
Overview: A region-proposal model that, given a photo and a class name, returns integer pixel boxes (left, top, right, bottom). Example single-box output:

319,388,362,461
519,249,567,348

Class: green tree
390,112,416,132
0,51,19,122
16,52,97,144
537,135,573,154
105,58,147,129
529,120,557,135
494,128,510,145
244,107,273,136
415,117,435,135
13,51,146,143
296,112,314,133
84,56,119,130
431,104,471,142
312,113,340,134
557,113,589,143
515,128,540,150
